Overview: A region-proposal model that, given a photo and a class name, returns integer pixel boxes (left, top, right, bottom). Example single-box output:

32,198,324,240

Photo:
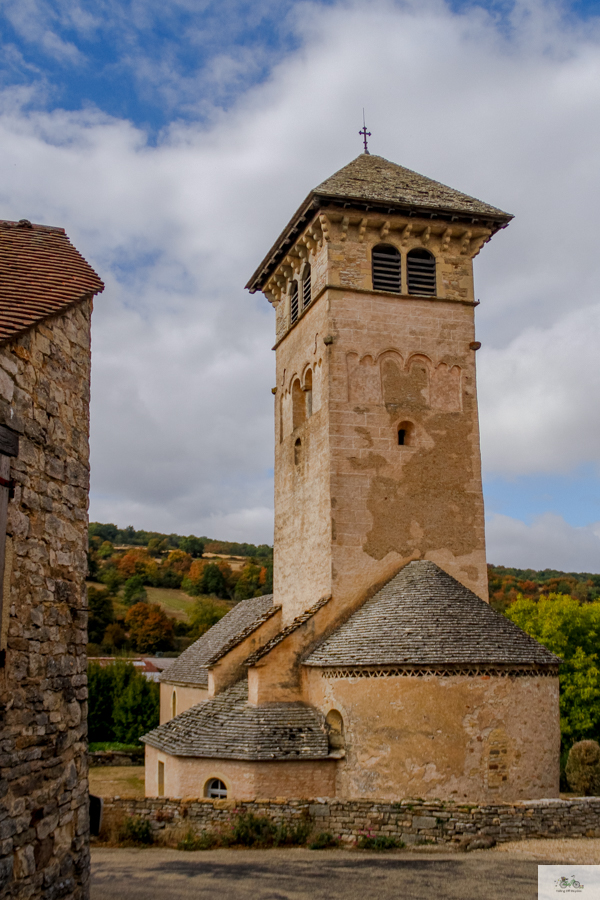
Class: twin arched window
372,244,436,296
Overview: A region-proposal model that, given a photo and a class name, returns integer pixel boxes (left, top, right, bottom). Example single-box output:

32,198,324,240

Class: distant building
146,154,560,803
0,219,103,899
88,657,176,682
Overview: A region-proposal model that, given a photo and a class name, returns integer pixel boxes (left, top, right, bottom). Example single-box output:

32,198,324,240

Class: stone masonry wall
0,302,93,900
102,795,600,845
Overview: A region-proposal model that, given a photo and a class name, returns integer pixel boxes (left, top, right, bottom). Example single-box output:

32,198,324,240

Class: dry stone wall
0,302,93,900
102,795,600,845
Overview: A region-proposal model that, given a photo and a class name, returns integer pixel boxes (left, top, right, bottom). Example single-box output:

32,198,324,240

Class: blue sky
1,0,600,569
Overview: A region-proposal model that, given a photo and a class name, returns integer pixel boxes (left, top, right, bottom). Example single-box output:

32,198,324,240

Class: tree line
89,521,273,560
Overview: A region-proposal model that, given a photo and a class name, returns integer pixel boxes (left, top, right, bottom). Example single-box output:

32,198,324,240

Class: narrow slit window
294,437,302,466
372,244,401,293
407,248,436,296
205,778,227,799
158,761,164,797
171,691,177,719
302,266,311,309
290,282,299,324
398,429,406,446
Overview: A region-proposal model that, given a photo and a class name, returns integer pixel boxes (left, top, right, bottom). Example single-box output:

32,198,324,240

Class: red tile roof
0,219,104,344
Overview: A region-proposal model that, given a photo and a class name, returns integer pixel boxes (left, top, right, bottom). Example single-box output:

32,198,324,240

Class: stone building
0,219,104,898
146,153,560,802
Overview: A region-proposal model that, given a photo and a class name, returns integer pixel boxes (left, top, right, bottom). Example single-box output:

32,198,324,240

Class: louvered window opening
372,245,401,293
407,250,436,296
290,282,299,324
302,267,311,309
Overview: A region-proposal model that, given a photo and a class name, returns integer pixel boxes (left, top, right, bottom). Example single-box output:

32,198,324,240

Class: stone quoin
147,153,561,803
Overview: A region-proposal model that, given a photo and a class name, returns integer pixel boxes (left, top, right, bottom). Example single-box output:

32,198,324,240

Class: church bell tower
247,153,512,624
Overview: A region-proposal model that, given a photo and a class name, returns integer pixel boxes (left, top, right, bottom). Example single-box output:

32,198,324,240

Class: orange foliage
165,549,193,575
117,549,156,578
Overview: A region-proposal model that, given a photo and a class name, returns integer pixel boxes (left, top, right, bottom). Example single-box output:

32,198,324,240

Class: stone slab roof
304,561,560,669
0,219,104,344
142,680,330,759
245,594,331,666
160,595,279,688
246,154,512,293
314,154,510,218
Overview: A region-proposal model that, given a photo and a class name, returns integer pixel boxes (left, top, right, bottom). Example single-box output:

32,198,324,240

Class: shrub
118,816,153,845
230,812,277,847
566,740,600,795
357,834,404,851
177,828,219,851
308,831,339,850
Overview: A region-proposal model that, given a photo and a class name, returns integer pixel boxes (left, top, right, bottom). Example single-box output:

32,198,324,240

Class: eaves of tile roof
0,219,104,345
246,154,513,293
304,560,560,670
160,595,279,688
142,679,330,760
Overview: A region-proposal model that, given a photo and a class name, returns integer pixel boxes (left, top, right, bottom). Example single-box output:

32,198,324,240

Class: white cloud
0,0,599,543
486,513,600,572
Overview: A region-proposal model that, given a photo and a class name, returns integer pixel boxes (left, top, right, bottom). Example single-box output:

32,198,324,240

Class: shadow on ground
91,847,539,900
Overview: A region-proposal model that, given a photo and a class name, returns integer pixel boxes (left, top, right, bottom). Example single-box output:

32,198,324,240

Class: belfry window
205,778,227,799
372,244,401,293
302,265,312,309
290,282,299,324
407,248,436,296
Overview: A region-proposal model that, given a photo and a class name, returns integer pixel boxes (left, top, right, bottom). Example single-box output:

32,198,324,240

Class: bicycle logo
555,875,584,892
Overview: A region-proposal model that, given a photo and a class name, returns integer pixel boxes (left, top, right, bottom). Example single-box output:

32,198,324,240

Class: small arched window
294,437,302,466
397,420,414,447
205,778,227,799
292,379,305,430
326,710,345,752
171,690,177,719
302,265,311,309
372,244,401,293
290,282,299,324
407,248,436,296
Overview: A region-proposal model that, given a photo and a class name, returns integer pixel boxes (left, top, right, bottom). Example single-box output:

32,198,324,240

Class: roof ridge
245,594,331,666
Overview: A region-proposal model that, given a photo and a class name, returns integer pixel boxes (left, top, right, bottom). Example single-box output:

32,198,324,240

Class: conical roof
314,154,509,218
304,561,559,669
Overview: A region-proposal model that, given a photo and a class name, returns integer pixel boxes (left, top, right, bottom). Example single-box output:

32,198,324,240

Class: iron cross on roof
359,112,371,155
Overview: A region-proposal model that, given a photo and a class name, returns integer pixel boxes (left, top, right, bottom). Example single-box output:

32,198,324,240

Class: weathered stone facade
102,795,600,845
0,220,103,900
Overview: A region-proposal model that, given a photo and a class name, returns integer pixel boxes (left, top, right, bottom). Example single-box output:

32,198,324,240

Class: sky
1,0,600,571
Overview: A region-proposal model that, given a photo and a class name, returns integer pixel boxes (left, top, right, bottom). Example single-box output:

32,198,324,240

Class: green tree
99,567,123,596
87,661,117,742
113,675,160,744
87,586,114,645
189,597,229,639
179,536,204,558
123,575,147,607
505,594,600,744
202,563,227,597
97,540,114,560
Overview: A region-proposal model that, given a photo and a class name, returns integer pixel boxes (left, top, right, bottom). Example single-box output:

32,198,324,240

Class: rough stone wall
0,302,92,900
270,211,489,626
303,670,560,802
145,746,337,800
101,795,600,845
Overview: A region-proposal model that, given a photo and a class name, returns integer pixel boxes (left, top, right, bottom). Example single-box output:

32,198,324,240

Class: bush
118,816,153,845
566,740,600,795
357,834,404,851
177,828,219,851
308,831,339,850
229,812,277,847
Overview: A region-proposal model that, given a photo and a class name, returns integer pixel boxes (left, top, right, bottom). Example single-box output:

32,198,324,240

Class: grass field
89,766,146,799
87,581,230,623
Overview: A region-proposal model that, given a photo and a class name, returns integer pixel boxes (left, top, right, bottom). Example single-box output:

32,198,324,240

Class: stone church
145,152,560,802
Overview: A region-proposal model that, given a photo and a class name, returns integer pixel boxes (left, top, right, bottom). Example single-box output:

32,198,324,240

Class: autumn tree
125,602,175,653
189,597,229,639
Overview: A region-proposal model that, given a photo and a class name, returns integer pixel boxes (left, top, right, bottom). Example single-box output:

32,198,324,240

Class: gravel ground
492,837,600,864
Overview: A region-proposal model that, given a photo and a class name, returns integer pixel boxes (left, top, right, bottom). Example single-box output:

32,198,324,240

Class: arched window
372,244,401,293
302,265,311,309
205,778,227,799
397,420,414,447
292,379,305,430
294,437,302,466
171,690,177,719
407,248,436,296
325,710,345,752
290,282,299,324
